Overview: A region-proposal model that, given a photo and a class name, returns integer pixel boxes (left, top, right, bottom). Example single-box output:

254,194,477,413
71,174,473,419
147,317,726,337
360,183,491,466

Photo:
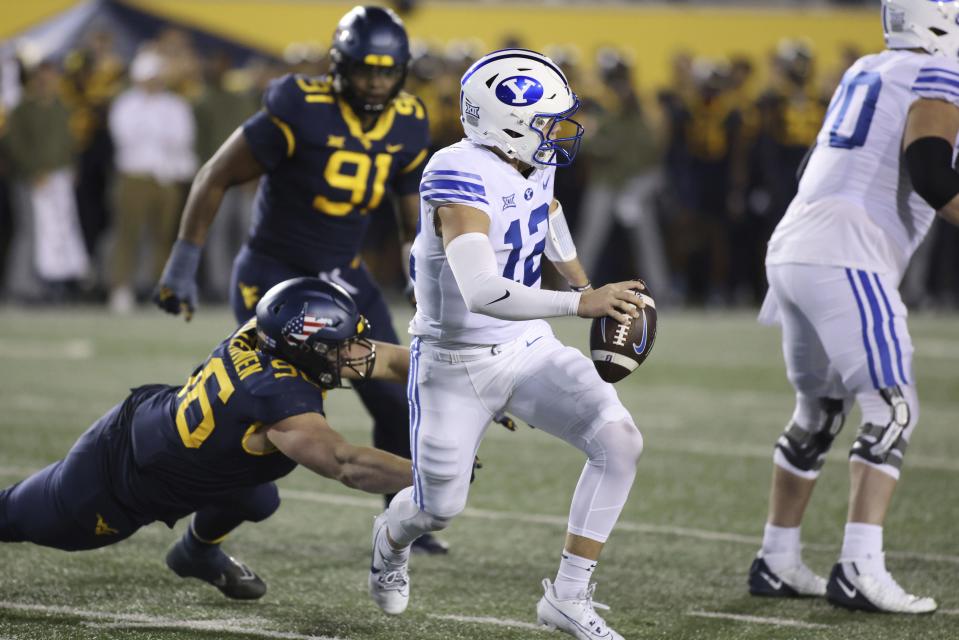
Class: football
589,288,657,383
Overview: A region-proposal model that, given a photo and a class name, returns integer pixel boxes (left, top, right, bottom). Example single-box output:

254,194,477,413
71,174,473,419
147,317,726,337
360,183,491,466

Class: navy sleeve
257,384,326,425
243,110,291,172
242,74,303,171
392,97,431,196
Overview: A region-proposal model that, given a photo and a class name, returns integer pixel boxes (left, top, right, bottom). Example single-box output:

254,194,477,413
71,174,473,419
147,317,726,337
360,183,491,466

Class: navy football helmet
330,6,411,113
255,278,375,389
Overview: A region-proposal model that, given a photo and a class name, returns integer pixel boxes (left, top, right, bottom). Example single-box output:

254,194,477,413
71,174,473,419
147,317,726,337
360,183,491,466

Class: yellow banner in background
3,1,882,90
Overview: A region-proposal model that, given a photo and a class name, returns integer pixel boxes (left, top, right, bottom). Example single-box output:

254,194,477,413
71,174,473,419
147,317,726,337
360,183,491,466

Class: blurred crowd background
1,0,958,313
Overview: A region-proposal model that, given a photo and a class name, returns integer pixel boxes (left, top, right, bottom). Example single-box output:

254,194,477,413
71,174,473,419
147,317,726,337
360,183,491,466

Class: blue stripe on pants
846,268,881,389
872,273,908,385
858,270,896,388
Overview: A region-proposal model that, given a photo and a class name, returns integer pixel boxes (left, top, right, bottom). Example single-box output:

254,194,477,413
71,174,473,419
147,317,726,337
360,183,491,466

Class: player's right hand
577,280,645,324
153,239,202,322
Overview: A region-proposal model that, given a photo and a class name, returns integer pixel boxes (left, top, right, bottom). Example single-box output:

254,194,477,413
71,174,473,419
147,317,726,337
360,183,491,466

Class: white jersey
409,140,557,345
766,50,959,279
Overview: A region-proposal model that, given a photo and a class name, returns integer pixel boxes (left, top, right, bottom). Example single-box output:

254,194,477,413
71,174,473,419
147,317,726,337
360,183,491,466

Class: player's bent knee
588,416,644,470
850,386,915,477
773,396,847,477
241,483,281,523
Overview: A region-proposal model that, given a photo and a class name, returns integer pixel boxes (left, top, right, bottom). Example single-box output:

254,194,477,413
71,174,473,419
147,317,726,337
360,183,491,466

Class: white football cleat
748,552,827,597
826,558,937,614
536,579,623,640
368,512,410,615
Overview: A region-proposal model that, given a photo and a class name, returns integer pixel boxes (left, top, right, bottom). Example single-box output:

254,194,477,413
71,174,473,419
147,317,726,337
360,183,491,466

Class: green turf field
1,306,957,640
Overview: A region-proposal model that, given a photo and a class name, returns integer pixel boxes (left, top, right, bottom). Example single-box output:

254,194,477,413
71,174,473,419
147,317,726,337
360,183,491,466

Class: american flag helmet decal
283,302,336,342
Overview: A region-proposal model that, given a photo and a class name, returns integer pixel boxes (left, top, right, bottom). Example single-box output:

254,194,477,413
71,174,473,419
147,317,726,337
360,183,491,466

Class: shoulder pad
263,73,335,123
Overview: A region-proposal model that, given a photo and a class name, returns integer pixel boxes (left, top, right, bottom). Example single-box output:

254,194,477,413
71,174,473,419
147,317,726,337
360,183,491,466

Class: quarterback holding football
365,48,648,640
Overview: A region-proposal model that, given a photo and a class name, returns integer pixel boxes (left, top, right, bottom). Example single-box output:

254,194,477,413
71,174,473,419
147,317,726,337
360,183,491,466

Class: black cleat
410,533,449,555
166,540,266,600
748,554,826,597
825,561,937,614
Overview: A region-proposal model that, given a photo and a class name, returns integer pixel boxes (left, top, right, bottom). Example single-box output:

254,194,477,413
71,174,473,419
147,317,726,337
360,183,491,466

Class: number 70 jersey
409,140,556,345
770,50,959,278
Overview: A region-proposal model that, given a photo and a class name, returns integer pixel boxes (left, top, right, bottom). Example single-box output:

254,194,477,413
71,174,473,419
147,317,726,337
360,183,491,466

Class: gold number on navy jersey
175,357,235,449
313,150,393,216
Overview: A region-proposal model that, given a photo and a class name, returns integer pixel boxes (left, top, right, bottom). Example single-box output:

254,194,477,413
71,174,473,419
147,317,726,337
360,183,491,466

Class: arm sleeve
905,136,959,210
446,232,580,320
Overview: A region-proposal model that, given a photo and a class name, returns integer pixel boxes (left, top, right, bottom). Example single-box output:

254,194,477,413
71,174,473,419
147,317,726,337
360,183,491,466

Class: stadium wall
2,1,883,88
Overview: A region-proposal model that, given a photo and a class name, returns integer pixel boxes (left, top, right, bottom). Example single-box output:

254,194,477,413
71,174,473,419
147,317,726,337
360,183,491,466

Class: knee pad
414,434,471,518
774,396,847,476
586,417,644,469
240,483,281,523
851,386,914,475
387,486,455,547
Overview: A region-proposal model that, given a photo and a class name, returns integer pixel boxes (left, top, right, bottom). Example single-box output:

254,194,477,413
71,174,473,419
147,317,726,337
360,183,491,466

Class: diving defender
367,49,647,640
153,7,447,553
1,278,414,599
748,0,959,613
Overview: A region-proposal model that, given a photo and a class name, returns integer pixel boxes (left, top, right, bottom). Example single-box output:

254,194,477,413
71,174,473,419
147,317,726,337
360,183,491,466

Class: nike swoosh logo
487,290,511,305
837,576,857,599
526,336,543,347
632,309,648,354
386,143,403,153
760,571,783,590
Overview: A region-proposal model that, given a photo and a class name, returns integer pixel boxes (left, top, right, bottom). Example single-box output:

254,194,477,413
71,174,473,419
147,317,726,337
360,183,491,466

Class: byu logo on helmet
495,76,544,106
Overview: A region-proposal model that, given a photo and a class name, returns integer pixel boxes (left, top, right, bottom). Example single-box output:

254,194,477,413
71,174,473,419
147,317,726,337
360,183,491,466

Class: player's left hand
153,239,202,322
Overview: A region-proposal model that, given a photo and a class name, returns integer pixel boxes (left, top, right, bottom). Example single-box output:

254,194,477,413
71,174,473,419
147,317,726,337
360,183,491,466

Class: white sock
553,552,597,600
375,523,410,568
761,523,801,558
840,522,883,566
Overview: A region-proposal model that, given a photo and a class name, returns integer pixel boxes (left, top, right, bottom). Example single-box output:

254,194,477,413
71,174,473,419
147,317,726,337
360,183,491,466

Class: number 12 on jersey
827,71,882,150
503,203,549,286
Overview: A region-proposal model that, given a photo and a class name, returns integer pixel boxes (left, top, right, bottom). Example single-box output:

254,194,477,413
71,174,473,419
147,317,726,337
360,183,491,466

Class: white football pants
390,320,643,545
762,263,918,478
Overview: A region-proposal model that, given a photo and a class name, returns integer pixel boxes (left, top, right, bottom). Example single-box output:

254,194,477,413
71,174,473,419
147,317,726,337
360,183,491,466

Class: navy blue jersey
121,320,326,523
242,73,430,273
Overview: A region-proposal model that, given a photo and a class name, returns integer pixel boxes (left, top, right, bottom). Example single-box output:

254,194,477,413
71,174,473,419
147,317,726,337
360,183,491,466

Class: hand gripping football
590,288,657,383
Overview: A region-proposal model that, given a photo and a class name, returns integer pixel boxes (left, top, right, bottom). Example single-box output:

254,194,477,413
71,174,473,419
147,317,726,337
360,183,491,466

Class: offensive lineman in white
747,0,959,614
367,49,646,639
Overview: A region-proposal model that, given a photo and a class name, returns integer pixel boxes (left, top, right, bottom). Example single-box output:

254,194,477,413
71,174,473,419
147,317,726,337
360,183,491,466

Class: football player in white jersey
366,49,646,640
748,0,959,614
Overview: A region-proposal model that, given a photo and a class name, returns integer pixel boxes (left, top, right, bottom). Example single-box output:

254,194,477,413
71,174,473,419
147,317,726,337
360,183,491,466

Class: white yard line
279,489,959,565
0,601,340,640
687,610,829,629
428,613,547,632
0,338,93,360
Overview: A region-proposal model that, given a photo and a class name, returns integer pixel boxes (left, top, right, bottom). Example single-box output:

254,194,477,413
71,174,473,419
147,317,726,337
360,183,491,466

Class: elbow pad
445,232,580,320
544,202,578,263
905,136,959,210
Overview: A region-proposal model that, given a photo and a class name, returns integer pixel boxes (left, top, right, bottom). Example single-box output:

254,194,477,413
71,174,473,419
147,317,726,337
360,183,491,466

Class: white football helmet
459,48,583,167
882,0,959,59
